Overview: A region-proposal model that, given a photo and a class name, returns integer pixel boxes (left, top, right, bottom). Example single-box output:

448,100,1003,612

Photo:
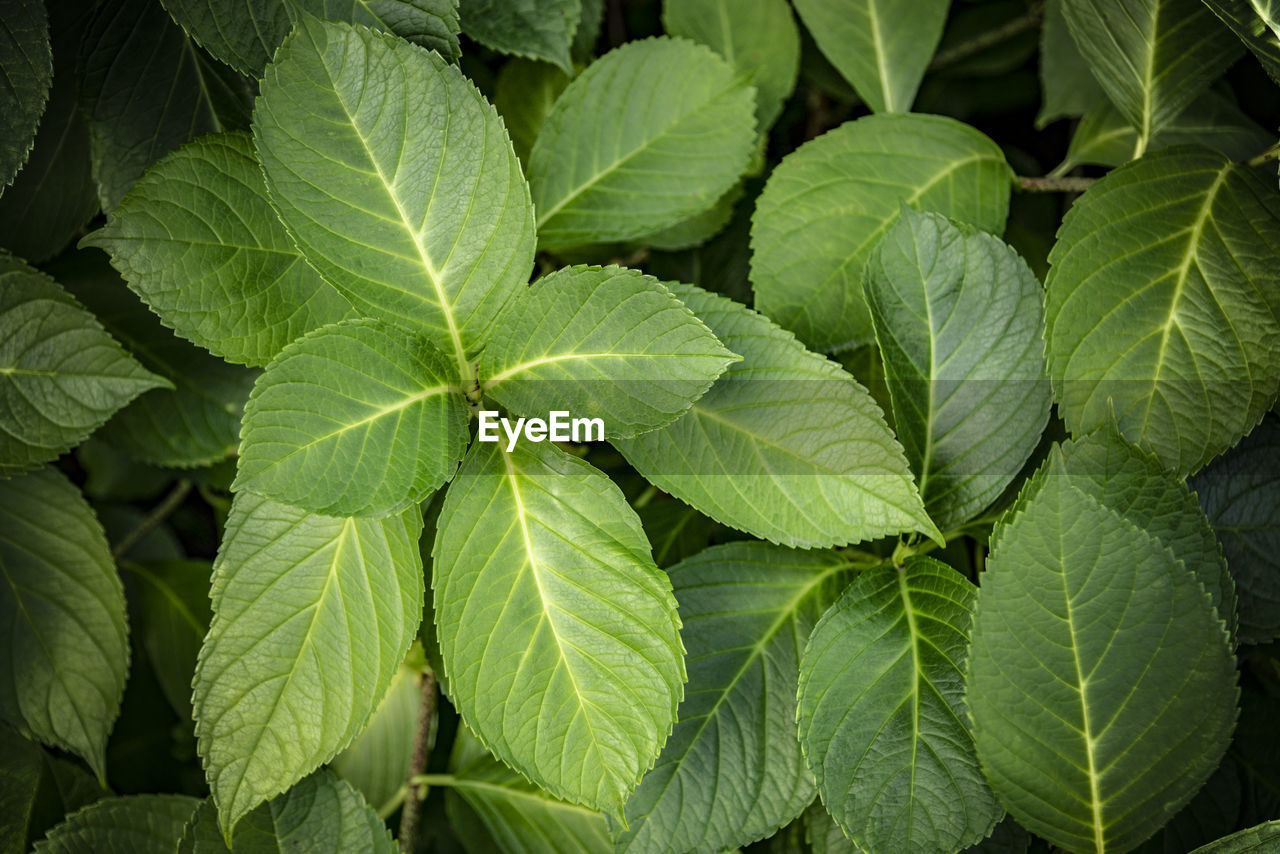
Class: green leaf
433,439,684,818
804,800,859,854
160,0,462,77
331,661,420,817
1191,414,1280,644
178,771,397,853
122,560,212,720
864,208,1052,531
798,557,1002,853
443,728,612,854
459,0,578,72
1036,0,1107,127
193,492,424,836
33,795,200,854
967,473,1238,854
235,319,468,517
1133,757,1243,854
481,266,738,438
83,132,353,368
254,18,534,375
0,0,51,189
1044,146,1280,475
635,499,717,569
1059,0,1242,144
1190,821,1280,853
80,0,252,210
750,113,1012,353
0,254,168,477
54,250,256,469
493,58,571,164
662,0,801,129
528,37,757,251
0,468,128,782
0,726,45,854
614,282,940,549
618,543,857,854
1201,0,1280,82
791,0,948,113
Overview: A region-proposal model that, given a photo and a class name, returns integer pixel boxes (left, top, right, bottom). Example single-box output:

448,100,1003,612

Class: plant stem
1015,175,1096,193
1247,141,1280,167
928,3,1044,72
410,773,456,788
397,669,438,853
111,480,191,560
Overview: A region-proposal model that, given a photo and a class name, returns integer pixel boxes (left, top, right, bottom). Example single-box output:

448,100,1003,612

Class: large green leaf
1191,415,1280,644
1200,0,1280,82
662,0,801,129
193,492,424,836
481,266,737,438
1059,0,1242,146
122,560,212,720
254,18,534,376
84,132,353,368
617,543,857,854
0,468,129,783
160,0,461,77
1044,146,1280,475
458,0,578,72
614,283,940,549
0,0,51,189
80,0,252,210
967,473,1238,853
235,320,468,517
331,660,420,816
1036,0,1107,127
528,37,756,251
750,113,1011,353
864,208,1051,531
1190,821,1280,853
798,557,1001,853
791,0,948,113
433,439,684,818
55,250,256,469
0,254,167,476
33,795,200,854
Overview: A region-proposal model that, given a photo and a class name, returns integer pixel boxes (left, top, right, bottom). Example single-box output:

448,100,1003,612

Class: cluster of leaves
1,0,1280,853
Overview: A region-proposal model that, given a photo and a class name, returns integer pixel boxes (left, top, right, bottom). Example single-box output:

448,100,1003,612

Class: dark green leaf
0,0,51,189
33,795,200,854
122,560,212,719
459,0,578,72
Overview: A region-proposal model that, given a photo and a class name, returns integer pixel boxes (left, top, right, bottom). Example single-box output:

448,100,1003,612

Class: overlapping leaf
1190,821,1280,853
254,18,534,373
482,266,737,437
618,543,857,854
493,59,570,163
791,0,948,113
798,557,1001,854
84,132,353,367
0,0,51,189
1036,0,1107,127
1045,146,1280,475
864,208,1051,531
0,254,167,476
193,492,424,836
1201,0,1280,82
235,320,468,517
751,113,1011,353
528,37,756,250
122,560,212,719
33,795,200,854
459,0,578,72
614,283,940,549
331,661,421,816
432,439,684,818
967,473,1238,853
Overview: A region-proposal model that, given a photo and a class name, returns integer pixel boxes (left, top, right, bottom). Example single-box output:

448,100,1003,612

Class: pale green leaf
331,661,420,816
637,182,745,253
1201,0,1280,82
614,282,941,549
750,113,1012,353
83,132,353,368
1044,146,1280,475
235,319,468,517
0,0,51,189
0,254,168,477
0,468,128,783
433,439,684,818
662,0,801,128
1191,414,1280,644
1036,0,1107,127
193,492,424,836
967,474,1238,854
864,208,1051,531
160,0,461,77
791,0,948,113
1190,821,1280,853
122,559,212,719
493,58,571,164
33,795,200,854
1060,0,1242,143
529,37,757,251
481,266,737,438
459,0,578,72
254,18,534,374
80,0,252,210
618,543,857,854
798,557,1001,854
